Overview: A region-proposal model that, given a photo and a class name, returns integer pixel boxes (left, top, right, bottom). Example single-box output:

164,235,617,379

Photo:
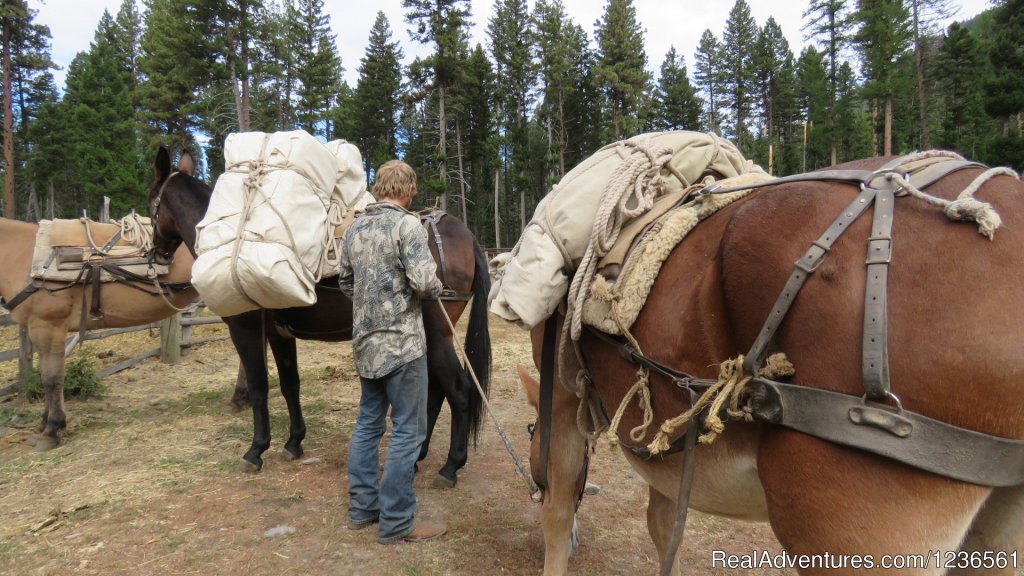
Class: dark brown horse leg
226,311,271,472
28,321,67,451
225,362,250,413
424,340,470,489
417,381,446,464
267,332,304,461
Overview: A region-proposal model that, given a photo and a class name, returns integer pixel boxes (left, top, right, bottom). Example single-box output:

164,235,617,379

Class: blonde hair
373,160,417,201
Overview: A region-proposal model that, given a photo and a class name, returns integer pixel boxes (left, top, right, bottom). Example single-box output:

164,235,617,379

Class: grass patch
22,354,105,401
0,405,37,427
161,387,232,416
403,566,424,576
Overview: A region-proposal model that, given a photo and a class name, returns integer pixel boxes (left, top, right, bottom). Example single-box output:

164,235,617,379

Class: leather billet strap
750,377,1024,487
659,387,700,576
863,184,895,400
535,315,558,493
743,184,879,374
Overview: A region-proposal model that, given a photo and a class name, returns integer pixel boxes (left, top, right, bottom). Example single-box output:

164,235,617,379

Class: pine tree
352,11,403,177
461,44,496,243
721,0,758,149
752,18,798,173
906,0,957,148
694,29,725,135
137,0,214,156
533,0,572,178
292,0,343,138
594,0,649,139
853,0,912,156
654,46,701,131
796,46,831,170
62,11,143,217
1,0,52,219
935,22,986,156
250,0,295,131
488,0,535,232
802,0,852,164
403,0,473,210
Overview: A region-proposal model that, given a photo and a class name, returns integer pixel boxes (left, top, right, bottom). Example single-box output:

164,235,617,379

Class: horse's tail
465,237,492,446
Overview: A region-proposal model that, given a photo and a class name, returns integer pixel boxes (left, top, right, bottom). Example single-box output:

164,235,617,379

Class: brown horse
517,157,1024,575
149,148,492,485
0,155,199,451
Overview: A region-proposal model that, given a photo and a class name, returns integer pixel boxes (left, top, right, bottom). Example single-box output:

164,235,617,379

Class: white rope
321,201,346,274
891,165,1020,239
117,212,154,254
566,140,675,342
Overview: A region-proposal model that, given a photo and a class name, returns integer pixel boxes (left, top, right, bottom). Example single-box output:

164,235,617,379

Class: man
338,159,446,544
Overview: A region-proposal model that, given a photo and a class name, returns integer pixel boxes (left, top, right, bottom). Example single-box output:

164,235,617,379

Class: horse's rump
590,159,1024,454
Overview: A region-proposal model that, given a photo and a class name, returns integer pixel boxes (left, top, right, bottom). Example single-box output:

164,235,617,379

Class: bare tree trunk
884,96,893,157
438,86,447,211
493,171,501,248
230,47,244,131
871,99,880,157
456,120,467,222
3,26,14,219
558,91,566,177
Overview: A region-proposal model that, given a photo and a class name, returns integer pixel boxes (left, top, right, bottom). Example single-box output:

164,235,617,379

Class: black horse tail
464,237,492,446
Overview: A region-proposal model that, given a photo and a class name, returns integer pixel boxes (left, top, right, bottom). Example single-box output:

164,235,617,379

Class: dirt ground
0,317,792,576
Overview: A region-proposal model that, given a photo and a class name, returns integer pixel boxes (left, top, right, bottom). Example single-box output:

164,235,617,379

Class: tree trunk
456,120,467,222
871,99,879,157
558,90,566,177
884,96,893,157
493,170,501,248
438,86,447,211
3,25,14,219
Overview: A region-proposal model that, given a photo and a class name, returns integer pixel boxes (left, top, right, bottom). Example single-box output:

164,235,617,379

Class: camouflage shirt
338,202,443,379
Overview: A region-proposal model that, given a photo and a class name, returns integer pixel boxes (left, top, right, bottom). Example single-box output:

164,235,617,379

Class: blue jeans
347,354,428,543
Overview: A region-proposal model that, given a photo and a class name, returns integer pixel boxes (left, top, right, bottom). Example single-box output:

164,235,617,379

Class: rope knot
945,197,1002,240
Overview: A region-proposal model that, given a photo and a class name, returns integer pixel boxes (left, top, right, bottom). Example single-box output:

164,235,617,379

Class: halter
149,171,181,265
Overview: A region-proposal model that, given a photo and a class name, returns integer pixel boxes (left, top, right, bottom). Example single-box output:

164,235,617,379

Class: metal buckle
861,390,904,414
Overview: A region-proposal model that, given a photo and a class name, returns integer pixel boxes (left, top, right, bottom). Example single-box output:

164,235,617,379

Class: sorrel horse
149,148,491,485
0,155,199,451
516,156,1024,575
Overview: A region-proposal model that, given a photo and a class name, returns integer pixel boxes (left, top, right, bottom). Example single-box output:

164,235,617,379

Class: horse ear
517,364,540,411
178,151,195,177
155,147,171,181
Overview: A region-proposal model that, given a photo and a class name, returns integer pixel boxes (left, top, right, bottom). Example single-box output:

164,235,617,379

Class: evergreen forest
1,0,1022,248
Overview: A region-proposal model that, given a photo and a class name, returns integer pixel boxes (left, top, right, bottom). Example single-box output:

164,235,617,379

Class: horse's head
149,147,210,263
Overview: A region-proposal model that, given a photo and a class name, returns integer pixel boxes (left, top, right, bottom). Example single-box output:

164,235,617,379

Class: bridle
149,171,182,265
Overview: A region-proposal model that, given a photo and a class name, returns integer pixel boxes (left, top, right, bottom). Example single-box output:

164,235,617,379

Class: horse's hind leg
759,431,988,575
267,334,304,461
949,485,1024,576
226,362,250,413
417,382,445,464
647,485,682,576
425,341,469,489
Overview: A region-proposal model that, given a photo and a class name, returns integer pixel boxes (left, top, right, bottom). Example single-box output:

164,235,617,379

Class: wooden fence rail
0,307,228,385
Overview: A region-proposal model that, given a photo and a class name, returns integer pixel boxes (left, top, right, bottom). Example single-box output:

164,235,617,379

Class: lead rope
433,299,542,500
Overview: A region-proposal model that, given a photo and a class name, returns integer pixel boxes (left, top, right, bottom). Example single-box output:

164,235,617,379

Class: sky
30,0,994,93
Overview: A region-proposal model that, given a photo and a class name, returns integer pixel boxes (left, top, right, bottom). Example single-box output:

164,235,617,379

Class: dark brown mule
149,148,491,485
0,154,199,450
518,158,1024,575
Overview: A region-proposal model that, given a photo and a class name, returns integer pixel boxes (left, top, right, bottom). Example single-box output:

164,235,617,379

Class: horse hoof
432,474,456,490
28,434,59,451
282,447,302,461
238,458,262,474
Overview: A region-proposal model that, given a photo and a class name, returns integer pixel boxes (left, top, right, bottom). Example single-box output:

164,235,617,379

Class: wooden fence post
160,313,181,364
18,326,34,391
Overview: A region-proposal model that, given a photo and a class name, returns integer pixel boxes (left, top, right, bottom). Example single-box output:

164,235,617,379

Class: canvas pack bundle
488,131,764,329
192,130,341,316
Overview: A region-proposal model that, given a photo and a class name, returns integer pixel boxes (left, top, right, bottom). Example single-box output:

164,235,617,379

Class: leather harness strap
863,182,895,401
536,315,558,493
420,209,474,302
